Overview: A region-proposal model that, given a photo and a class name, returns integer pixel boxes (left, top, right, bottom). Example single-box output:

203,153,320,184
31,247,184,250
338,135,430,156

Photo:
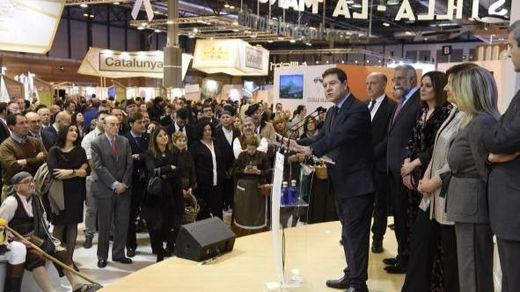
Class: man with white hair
384,64,420,274
232,116,268,159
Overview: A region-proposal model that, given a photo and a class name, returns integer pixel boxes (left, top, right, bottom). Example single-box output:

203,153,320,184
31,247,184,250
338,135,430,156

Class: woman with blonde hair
445,66,500,292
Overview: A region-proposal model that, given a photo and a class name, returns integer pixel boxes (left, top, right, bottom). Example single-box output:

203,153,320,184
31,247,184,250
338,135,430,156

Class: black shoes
83,234,93,249
113,257,133,264
346,286,369,292
97,259,107,268
127,248,136,258
384,263,407,274
382,257,398,266
326,276,350,289
371,240,383,253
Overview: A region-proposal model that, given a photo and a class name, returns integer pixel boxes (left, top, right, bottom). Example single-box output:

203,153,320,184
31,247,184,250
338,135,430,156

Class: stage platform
100,221,404,291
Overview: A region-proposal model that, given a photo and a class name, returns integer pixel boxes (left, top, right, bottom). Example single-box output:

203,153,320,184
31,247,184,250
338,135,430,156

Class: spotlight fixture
113,1,120,5
305,42,312,46
83,13,89,17
89,14,95,18
80,3,88,8
137,26,145,30
224,3,230,8
382,22,390,27
268,40,273,43
229,5,235,9
289,39,296,43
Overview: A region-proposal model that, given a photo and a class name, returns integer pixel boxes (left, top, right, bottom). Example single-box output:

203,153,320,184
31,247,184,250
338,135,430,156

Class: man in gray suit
484,20,520,292
91,115,133,268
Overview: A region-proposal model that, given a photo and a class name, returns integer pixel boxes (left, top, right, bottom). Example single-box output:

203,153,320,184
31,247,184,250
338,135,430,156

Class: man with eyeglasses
0,114,47,201
25,112,54,151
0,171,98,292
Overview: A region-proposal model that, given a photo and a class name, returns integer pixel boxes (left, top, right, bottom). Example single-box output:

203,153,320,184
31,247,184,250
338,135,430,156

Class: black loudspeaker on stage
175,217,236,262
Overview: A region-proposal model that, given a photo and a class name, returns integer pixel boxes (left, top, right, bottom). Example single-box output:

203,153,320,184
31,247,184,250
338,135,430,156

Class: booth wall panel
92,24,108,49
70,20,88,60
49,21,68,59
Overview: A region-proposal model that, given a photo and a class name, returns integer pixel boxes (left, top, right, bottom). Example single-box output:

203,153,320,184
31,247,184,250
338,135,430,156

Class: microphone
282,106,326,141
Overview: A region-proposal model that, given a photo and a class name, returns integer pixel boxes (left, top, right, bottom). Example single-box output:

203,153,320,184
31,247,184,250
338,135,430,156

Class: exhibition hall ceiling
64,0,511,46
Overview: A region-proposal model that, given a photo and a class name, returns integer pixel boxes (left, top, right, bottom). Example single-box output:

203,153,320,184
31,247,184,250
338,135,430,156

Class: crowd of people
0,19,517,292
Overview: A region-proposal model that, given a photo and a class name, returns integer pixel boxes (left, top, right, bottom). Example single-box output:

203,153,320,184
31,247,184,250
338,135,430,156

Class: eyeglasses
17,179,35,185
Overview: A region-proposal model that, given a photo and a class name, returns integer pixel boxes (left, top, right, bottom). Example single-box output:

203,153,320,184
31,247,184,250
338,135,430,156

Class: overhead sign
0,0,65,54
78,47,192,79
256,0,510,21
99,51,164,73
192,39,269,76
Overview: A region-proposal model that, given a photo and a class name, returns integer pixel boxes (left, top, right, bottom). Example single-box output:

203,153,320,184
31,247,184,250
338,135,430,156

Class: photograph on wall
279,74,303,99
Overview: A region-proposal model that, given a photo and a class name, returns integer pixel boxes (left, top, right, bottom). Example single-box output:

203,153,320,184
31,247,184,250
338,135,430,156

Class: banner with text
78,47,192,79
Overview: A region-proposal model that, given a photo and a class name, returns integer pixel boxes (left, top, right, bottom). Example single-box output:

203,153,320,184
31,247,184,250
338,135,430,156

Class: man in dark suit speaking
291,68,375,292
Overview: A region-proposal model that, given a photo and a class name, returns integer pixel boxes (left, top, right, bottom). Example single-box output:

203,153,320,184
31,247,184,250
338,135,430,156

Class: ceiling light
341,60,345,64
188,34,195,38
83,13,89,17
166,20,174,25
405,31,413,35
345,0,354,3
155,29,161,33
290,39,296,43
232,29,239,32
224,3,230,8
305,42,312,46
355,60,358,64
268,40,273,43
193,28,198,33
80,3,88,8
232,21,239,26
89,14,95,18
113,2,120,5
315,60,320,64
251,34,257,38
326,60,329,64
352,3,362,8
137,26,145,30
378,60,382,63
229,5,235,9
386,0,399,5
382,22,390,27
272,17,277,20
366,60,370,63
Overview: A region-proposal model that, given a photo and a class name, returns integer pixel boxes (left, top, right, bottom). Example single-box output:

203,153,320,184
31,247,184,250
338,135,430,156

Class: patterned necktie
368,99,376,112
111,137,117,155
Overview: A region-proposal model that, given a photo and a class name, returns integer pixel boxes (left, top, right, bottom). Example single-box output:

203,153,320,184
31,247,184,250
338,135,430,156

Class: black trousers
402,209,459,292
371,171,390,242
126,182,145,250
335,192,374,290
196,184,224,220
222,177,234,211
389,169,410,266
497,237,520,292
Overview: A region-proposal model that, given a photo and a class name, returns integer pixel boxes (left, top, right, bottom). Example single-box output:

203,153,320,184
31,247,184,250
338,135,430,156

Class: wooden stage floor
100,221,404,292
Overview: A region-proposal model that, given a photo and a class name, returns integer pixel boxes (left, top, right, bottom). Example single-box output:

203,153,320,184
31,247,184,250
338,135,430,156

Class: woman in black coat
143,126,183,262
189,118,224,219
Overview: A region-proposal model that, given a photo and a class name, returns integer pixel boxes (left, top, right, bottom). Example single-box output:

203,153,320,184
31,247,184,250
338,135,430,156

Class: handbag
146,170,163,197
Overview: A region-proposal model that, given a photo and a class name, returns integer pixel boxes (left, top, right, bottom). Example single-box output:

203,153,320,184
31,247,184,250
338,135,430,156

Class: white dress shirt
81,128,102,160
0,193,49,227
369,94,386,121
232,136,268,159
201,140,218,186
222,126,234,146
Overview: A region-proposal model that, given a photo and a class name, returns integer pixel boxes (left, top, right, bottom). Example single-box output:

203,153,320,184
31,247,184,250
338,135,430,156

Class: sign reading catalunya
99,51,164,73
256,0,509,21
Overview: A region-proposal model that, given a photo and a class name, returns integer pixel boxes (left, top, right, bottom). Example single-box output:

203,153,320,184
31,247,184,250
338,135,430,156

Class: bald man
26,112,55,151
43,110,71,150
365,72,397,254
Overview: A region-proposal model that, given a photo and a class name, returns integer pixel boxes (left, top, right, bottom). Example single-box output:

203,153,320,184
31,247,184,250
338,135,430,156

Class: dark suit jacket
43,125,58,150
214,125,241,173
124,132,149,185
298,94,375,198
386,89,421,175
91,134,133,198
484,89,520,240
0,119,9,144
167,123,196,146
189,139,224,188
370,96,397,172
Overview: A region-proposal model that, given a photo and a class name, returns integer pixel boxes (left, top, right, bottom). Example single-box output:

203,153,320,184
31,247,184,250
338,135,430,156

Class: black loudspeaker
175,217,236,262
